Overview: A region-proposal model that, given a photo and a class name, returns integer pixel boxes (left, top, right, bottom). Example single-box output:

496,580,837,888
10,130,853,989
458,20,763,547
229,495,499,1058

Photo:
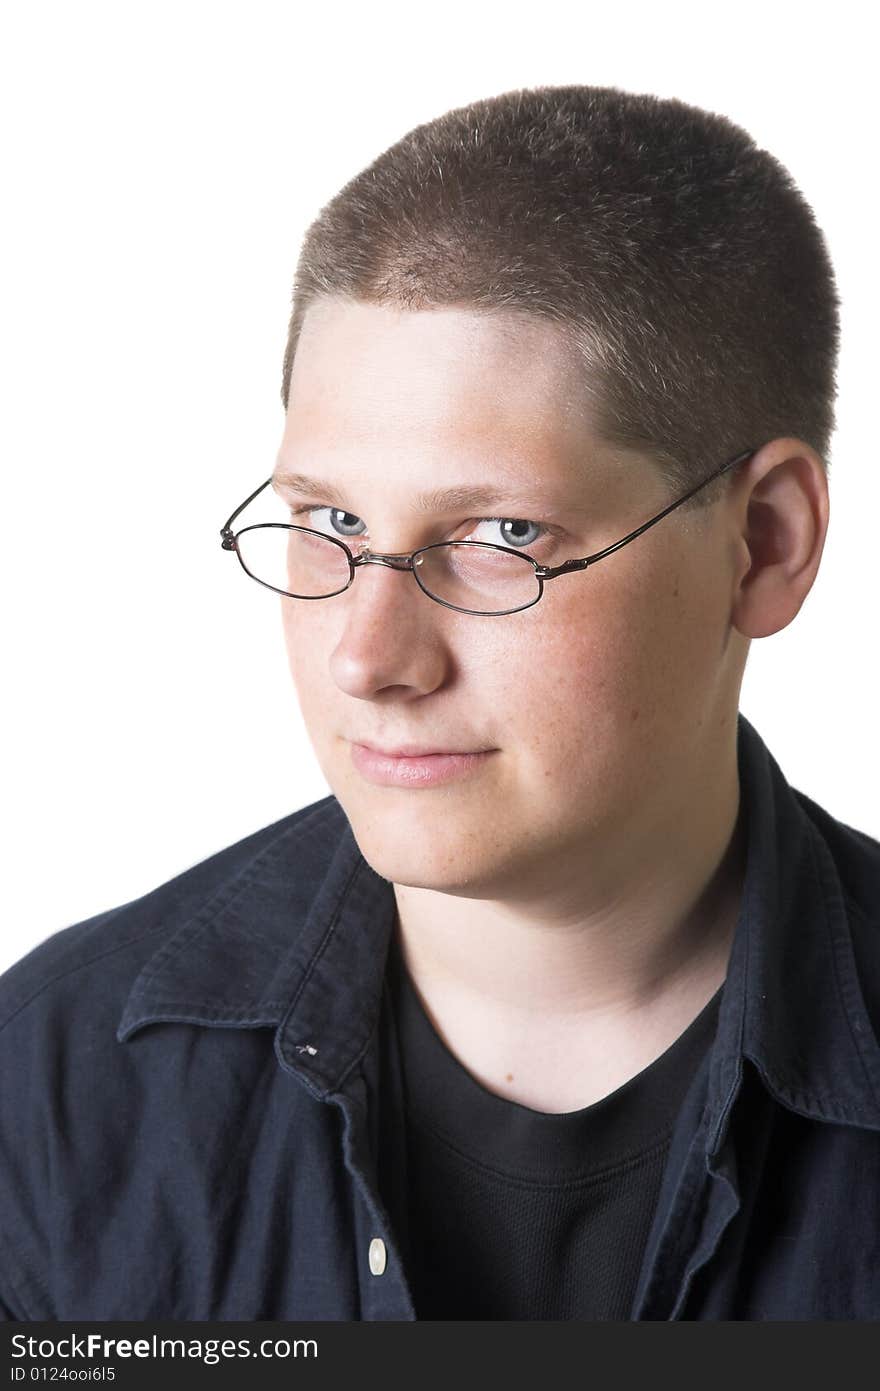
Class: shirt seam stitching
403,1111,675,1188
806,820,880,1114
0,922,173,1038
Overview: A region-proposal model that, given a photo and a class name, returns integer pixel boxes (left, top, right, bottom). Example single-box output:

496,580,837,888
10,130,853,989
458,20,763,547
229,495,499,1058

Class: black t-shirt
378,930,723,1320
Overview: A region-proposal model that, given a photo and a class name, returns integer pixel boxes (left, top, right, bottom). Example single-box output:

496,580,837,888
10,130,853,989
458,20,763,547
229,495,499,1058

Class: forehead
282,298,603,480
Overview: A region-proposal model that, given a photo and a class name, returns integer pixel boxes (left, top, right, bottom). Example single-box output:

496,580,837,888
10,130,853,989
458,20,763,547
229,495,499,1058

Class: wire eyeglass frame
219,444,757,617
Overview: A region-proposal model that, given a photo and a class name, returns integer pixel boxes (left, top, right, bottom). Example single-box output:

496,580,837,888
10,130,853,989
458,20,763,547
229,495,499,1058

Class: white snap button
368,1237,387,1276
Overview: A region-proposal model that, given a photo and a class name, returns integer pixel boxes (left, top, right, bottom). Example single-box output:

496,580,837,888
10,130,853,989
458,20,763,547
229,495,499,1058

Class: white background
2,1,877,973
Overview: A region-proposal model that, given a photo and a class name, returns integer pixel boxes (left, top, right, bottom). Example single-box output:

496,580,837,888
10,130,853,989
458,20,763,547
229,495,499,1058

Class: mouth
348,741,498,788
357,741,493,758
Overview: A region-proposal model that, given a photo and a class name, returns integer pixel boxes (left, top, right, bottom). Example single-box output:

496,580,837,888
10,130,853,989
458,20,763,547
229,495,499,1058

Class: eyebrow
271,470,556,513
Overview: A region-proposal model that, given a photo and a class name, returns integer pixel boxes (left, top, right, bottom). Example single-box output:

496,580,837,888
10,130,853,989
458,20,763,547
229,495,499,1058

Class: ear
728,438,830,640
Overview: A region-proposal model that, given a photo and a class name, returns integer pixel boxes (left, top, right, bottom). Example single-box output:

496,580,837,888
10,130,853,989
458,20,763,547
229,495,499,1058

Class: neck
391,726,747,1092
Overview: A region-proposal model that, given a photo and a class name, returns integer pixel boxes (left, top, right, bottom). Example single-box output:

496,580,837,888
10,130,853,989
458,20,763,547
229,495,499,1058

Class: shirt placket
630,1052,745,1319
335,1072,417,1321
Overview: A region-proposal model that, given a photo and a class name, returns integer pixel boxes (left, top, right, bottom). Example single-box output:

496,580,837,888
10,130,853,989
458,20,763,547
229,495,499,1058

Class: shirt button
368,1238,387,1276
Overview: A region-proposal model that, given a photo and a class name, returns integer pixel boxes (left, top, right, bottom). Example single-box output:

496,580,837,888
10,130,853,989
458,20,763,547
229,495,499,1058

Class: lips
358,742,490,757
349,741,497,788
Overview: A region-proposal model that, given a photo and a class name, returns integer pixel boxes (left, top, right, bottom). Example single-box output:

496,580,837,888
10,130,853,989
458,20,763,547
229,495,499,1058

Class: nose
328,555,451,701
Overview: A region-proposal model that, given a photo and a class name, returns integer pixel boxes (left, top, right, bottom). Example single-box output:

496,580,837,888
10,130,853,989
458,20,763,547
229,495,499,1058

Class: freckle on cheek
631,708,640,722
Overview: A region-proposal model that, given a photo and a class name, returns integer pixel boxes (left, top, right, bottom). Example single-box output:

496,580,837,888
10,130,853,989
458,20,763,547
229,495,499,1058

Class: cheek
519,631,644,763
281,605,326,702
487,596,644,776
516,565,710,781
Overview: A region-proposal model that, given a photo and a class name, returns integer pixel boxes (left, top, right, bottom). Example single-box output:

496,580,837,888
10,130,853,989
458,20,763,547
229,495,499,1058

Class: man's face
276,298,745,907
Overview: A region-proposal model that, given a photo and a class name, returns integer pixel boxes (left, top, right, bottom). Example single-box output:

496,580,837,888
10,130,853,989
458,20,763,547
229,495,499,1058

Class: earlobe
729,442,830,641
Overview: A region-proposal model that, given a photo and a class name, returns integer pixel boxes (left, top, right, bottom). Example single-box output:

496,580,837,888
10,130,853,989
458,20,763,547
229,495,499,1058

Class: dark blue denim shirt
2,713,880,1320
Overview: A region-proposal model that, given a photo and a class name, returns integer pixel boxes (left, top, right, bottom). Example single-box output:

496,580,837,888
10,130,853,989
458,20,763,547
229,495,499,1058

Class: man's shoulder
790,784,880,1023
0,792,354,1321
792,785,880,920
0,792,345,1035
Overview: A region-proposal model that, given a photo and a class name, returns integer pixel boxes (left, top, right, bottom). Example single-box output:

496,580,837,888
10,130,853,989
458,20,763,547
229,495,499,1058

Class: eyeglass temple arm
220,477,274,548
220,448,755,564
541,447,757,579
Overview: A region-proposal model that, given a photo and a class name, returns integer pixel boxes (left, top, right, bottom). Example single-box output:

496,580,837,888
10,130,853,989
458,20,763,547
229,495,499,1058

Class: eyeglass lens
235,525,541,614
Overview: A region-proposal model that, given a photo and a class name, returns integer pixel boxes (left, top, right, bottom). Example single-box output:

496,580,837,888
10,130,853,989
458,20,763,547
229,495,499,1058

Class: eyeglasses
219,445,756,617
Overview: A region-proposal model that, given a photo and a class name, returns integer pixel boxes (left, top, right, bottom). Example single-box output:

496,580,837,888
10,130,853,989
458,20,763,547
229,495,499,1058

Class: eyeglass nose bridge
350,550,417,573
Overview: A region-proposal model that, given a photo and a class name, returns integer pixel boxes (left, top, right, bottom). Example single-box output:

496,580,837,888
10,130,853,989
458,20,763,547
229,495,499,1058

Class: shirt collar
706,717,880,1136
117,715,880,1128
116,795,396,1098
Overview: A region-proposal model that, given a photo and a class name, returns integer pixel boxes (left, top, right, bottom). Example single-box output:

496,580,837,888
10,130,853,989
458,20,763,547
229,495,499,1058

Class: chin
339,797,503,893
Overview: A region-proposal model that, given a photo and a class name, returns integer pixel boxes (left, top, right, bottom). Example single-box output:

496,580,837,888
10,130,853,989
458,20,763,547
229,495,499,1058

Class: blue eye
287,505,366,540
287,505,551,553
326,508,366,539
481,518,542,549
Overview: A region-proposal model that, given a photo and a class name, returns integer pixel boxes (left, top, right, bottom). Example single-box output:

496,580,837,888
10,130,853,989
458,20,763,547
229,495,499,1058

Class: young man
2,84,878,1322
